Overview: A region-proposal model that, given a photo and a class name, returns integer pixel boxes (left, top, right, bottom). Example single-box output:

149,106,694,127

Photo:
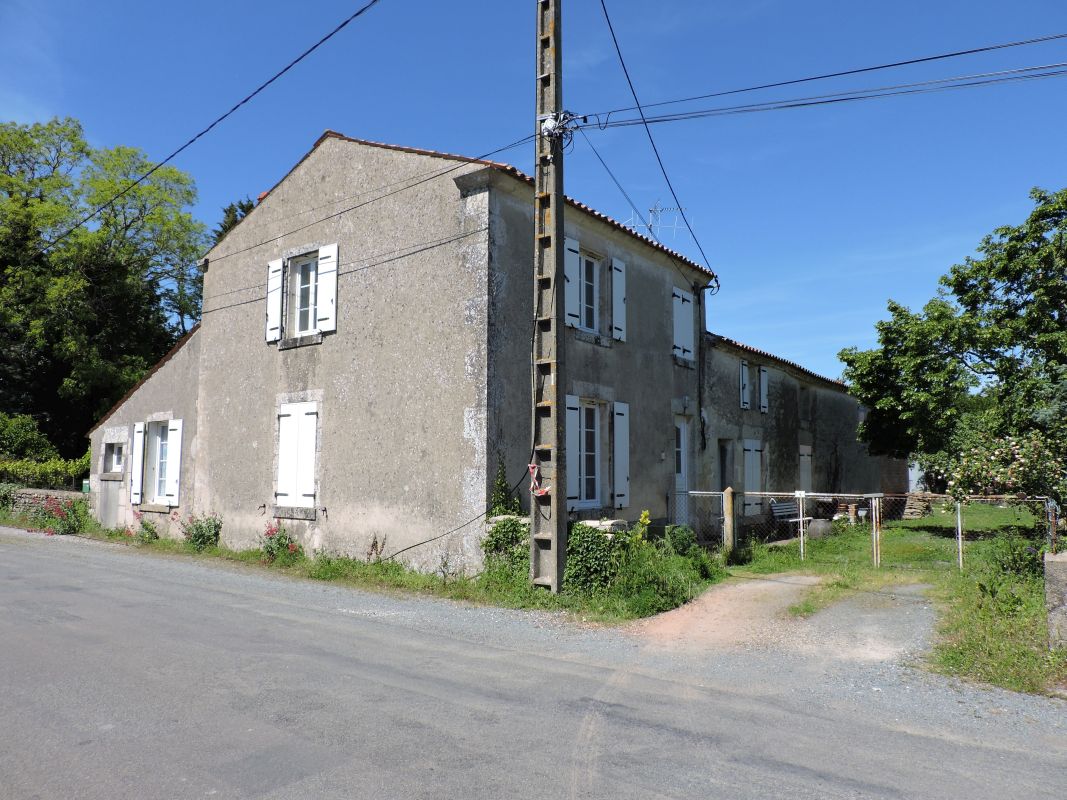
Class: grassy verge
0,512,726,624
732,520,1067,695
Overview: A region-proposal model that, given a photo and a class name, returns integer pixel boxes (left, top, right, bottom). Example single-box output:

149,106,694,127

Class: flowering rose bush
937,429,1066,502
31,496,89,535
180,512,223,552
261,518,302,563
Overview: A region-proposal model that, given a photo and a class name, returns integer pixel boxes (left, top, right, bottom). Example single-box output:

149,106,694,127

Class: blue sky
3,0,1066,379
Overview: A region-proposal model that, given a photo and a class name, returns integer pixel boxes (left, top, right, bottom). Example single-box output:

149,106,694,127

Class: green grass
0,512,725,624
732,517,1067,695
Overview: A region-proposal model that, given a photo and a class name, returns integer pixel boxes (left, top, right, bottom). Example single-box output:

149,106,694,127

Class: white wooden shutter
564,238,580,328
164,418,183,506
565,394,580,510
799,445,813,492
295,404,318,507
130,423,145,505
740,360,750,409
315,243,338,333
743,439,762,515
613,401,630,509
265,258,284,342
611,258,626,341
759,367,769,413
672,288,694,359
275,405,299,506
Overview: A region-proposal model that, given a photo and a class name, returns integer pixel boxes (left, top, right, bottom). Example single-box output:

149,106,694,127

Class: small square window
104,443,124,473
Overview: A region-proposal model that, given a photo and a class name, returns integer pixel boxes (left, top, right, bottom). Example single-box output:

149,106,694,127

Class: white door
674,417,689,525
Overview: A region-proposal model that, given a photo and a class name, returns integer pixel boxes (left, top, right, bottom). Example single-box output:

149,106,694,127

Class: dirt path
630,574,934,664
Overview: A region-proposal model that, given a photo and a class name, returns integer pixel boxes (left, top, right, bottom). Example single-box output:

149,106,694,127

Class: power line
37,0,385,256
201,227,488,315
579,62,1067,130
597,0,716,286
587,30,1067,119
205,133,535,265
576,128,701,292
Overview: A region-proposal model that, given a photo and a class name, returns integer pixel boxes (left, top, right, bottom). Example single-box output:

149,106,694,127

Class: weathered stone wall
11,488,84,516
1045,551,1067,648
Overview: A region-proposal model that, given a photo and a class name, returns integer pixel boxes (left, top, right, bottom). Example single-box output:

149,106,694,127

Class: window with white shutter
130,423,145,505
739,360,750,409
164,419,183,506
799,445,813,492
565,395,580,509
612,401,629,508
611,259,626,341
672,287,694,359
564,238,581,329
266,244,339,343
743,439,763,516
759,366,769,413
276,402,318,509
265,259,283,342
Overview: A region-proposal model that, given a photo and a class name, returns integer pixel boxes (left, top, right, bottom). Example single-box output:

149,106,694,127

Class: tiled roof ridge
707,331,846,389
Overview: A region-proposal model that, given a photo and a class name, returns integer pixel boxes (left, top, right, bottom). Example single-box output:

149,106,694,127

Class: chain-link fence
726,489,1059,570
671,490,726,548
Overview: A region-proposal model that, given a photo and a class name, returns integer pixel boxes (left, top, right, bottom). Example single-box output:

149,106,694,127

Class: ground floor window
276,401,319,509
579,401,599,505
130,419,183,507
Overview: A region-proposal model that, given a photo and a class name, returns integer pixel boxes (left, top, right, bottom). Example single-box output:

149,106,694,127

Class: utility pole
530,0,568,591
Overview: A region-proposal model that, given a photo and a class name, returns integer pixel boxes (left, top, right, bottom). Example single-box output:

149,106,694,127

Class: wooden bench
770,498,813,537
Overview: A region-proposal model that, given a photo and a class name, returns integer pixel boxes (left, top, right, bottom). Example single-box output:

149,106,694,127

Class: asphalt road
1,526,1064,799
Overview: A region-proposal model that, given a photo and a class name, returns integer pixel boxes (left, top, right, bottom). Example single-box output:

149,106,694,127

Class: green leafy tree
0,412,59,460
841,187,1067,496
212,197,255,244
0,117,207,455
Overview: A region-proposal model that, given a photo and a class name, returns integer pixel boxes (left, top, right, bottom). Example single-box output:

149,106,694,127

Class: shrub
563,523,618,594
31,496,89,535
984,533,1044,579
136,515,159,543
482,516,529,573
488,459,521,517
261,518,302,563
664,524,696,555
0,482,18,511
181,513,223,552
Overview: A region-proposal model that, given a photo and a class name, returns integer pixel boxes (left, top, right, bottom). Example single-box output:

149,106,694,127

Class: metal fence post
955,501,964,571
795,490,806,561
864,493,883,568
723,488,735,556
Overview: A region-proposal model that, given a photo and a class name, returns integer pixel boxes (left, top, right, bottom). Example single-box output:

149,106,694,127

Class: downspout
696,279,717,451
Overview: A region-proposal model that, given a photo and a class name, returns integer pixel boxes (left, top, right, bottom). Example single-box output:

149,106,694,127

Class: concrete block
582,519,629,534
807,519,832,540
1045,551,1067,649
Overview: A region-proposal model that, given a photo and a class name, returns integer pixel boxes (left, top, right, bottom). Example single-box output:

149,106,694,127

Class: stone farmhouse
88,132,905,570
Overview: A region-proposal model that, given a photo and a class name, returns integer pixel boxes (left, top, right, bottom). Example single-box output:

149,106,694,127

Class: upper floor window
580,253,599,332
265,243,338,343
564,237,626,342
290,254,319,336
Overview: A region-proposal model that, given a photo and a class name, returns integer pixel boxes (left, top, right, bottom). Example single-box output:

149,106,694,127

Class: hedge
0,451,90,489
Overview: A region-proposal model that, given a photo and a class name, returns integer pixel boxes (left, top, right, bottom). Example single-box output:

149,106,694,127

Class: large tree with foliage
840,188,1067,499
0,117,207,455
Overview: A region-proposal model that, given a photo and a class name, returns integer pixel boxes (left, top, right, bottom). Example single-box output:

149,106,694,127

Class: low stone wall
11,488,85,515
1045,552,1067,649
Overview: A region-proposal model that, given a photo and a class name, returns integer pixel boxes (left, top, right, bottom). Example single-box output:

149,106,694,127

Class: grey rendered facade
89,132,903,571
